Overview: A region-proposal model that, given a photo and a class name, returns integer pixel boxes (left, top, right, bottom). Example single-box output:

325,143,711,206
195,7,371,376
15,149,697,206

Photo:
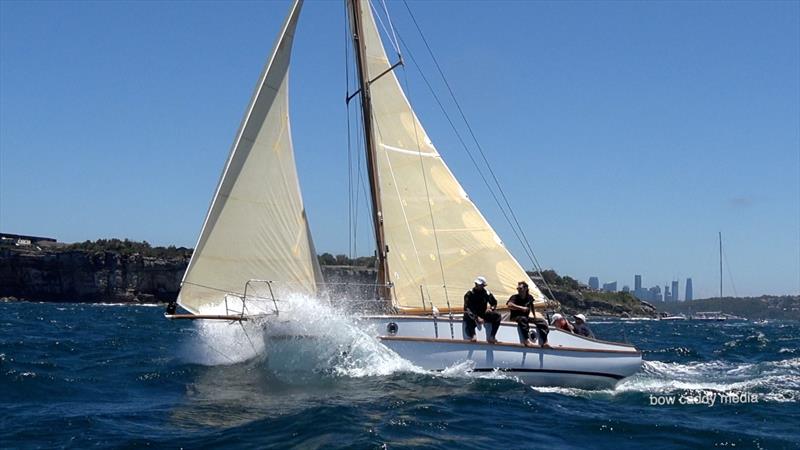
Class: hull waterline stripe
378,335,642,355
466,368,626,380
362,314,639,349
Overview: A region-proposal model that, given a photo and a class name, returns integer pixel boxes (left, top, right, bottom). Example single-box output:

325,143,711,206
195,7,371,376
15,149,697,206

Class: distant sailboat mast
719,231,723,299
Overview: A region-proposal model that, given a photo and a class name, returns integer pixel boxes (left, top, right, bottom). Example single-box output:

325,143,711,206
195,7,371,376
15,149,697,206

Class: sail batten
178,0,320,314
355,0,546,312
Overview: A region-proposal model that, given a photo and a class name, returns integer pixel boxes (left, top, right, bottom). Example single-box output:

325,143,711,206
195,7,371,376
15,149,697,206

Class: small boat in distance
166,0,642,389
659,314,687,321
691,311,726,321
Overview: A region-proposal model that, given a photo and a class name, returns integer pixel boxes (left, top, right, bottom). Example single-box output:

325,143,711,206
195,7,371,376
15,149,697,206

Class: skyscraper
649,286,662,302
603,281,617,292
664,285,671,302
635,275,642,292
672,280,680,302
685,278,693,301
589,277,599,290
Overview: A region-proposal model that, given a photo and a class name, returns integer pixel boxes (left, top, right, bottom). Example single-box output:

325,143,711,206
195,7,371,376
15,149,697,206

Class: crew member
551,313,574,333
572,314,595,338
463,276,502,343
506,281,549,347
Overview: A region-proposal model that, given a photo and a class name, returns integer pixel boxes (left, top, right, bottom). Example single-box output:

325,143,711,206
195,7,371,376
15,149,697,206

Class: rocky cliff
547,288,658,318
0,247,188,303
0,245,658,317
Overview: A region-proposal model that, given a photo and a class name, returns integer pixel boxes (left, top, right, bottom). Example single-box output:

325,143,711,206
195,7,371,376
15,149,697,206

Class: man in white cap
551,313,574,333
463,276,501,343
572,314,595,338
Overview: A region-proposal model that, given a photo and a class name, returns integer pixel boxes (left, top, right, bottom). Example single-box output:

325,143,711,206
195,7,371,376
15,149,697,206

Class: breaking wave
182,294,514,383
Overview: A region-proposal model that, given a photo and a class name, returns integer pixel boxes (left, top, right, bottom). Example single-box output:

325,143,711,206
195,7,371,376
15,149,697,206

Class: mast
719,231,723,299
348,0,391,301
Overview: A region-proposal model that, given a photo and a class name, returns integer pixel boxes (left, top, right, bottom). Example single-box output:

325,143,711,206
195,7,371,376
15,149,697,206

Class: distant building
588,277,599,290
664,285,671,302
685,278,693,301
672,280,680,302
602,281,617,292
649,285,662,302
0,233,56,247
633,275,646,300
622,285,630,293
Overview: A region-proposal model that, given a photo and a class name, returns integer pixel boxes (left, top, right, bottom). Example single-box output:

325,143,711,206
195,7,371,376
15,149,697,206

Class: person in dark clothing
506,281,550,347
572,314,595,338
551,313,574,333
463,276,502,343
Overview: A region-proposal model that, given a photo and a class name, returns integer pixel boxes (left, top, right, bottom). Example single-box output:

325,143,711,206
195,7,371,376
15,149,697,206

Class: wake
531,358,799,403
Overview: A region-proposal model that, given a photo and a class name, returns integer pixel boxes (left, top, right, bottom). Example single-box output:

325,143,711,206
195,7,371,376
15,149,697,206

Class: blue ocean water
1,301,798,449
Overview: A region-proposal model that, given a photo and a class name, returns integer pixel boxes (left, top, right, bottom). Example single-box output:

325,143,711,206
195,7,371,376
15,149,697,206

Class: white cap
551,313,563,324
574,314,587,322
474,276,488,286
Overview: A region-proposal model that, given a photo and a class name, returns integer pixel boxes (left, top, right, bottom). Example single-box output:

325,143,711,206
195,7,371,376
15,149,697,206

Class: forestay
178,0,321,314
355,0,545,312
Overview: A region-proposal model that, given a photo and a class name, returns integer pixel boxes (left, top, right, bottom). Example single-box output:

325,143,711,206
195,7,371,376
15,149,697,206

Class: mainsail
354,0,546,312
178,0,321,314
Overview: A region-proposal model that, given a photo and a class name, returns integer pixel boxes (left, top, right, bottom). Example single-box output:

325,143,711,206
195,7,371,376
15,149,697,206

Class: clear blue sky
1,0,798,298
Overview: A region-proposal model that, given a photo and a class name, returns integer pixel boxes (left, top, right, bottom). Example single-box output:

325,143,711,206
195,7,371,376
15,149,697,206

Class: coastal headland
1,238,796,319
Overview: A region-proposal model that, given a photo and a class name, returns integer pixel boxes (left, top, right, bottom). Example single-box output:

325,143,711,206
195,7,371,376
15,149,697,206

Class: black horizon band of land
0,238,797,319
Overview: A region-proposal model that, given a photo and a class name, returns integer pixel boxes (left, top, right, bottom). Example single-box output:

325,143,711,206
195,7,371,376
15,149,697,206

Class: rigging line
370,0,402,60
381,0,402,61
393,31,543,296
372,119,431,307
182,281,245,297
354,96,375,258
401,0,558,305
238,321,259,356
201,339,237,365
347,106,354,257
398,56,449,313
345,0,354,258
723,247,739,297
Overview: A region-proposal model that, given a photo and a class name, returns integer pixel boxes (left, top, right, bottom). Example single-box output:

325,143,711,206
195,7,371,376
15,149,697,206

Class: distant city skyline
587,274,702,301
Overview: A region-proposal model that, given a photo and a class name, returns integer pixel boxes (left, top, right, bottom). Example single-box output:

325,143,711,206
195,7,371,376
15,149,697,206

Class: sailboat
167,0,642,389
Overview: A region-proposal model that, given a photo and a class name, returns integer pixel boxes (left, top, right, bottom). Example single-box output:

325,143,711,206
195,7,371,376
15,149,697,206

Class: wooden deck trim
165,314,249,321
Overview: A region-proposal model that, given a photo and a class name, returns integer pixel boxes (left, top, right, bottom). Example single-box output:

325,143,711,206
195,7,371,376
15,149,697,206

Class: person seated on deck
572,314,595,338
551,313,574,333
506,281,550,348
463,276,502,344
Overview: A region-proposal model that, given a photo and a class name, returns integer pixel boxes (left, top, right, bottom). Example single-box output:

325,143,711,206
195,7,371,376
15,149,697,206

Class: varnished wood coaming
165,314,250,321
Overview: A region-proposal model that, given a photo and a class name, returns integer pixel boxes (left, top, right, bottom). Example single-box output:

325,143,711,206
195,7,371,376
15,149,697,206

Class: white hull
361,315,642,389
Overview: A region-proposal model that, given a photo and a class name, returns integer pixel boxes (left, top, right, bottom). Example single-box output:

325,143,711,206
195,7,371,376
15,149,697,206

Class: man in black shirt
506,281,550,347
463,276,502,343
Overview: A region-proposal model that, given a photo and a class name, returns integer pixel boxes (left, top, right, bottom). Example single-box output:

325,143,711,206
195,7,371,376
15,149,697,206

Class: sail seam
397,52,451,315
400,0,555,305
373,120,432,307
380,143,440,158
